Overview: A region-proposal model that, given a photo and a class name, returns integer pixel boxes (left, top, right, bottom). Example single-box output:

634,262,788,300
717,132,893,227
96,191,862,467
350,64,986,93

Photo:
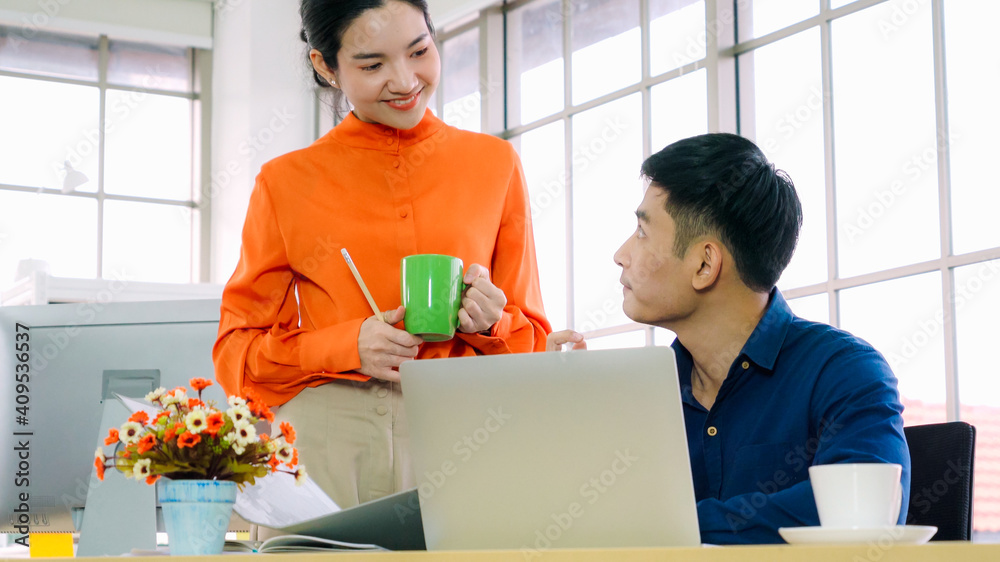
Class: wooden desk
4,542,999,561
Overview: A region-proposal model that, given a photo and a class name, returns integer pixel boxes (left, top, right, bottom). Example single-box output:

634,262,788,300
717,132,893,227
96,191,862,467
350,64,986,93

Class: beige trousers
255,378,413,539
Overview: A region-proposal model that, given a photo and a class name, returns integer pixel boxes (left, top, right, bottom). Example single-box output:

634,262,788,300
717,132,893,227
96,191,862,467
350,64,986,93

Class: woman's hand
357,306,423,382
458,264,506,334
546,330,587,351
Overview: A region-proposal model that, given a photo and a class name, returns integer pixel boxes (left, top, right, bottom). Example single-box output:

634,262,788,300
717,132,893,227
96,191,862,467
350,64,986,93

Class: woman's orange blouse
214,110,551,406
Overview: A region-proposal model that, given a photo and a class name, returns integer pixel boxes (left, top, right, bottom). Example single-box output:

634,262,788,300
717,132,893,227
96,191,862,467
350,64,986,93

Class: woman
213,0,550,512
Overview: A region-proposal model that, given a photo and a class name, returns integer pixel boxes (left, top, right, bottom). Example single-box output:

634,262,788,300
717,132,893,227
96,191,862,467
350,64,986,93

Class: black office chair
903,421,976,541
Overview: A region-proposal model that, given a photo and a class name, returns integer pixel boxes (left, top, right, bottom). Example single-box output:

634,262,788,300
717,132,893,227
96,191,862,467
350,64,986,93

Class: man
549,133,909,544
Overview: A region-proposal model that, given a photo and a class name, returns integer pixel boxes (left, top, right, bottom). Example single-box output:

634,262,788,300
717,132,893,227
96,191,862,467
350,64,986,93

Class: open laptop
399,346,700,551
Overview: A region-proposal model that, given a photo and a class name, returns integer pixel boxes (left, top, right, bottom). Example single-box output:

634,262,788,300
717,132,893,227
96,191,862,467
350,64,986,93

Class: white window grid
0,32,211,282
431,0,1000,424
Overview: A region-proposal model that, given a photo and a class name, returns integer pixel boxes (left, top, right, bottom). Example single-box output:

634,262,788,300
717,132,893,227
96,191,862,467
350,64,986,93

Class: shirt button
384,129,393,135
400,210,408,218
392,160,400,168
741,360,750,369
376,405,388,416
386,138,394,145
376,387,388,398
707,426,718,437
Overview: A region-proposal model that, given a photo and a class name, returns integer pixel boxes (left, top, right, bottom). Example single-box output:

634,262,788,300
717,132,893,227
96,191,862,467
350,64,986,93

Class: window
502,0,710,346
441,26,482,132
0,28,204,286
446,0,999,540
735,0,1000,538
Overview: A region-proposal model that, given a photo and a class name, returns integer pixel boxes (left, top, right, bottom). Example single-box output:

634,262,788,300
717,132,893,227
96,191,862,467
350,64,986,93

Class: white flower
227,396,247,408
145,387,167,402
294,465,308,486
226,406,251,426
234,423,257,446
94,447,105,464
120,422,144,445
265,439,278,454
161,390,187,407
275,442,294,464
184,409,208,434
232,443,246,455
132,458,152,480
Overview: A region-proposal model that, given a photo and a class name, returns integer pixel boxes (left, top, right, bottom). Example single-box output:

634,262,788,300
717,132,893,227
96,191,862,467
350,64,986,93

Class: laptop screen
400,347,700,551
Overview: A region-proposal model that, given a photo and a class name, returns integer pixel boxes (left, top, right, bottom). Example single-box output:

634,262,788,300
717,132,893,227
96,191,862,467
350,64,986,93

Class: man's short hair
641,133,803,292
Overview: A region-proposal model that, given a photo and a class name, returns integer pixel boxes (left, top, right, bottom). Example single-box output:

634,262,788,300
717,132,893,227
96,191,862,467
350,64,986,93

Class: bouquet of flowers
94,377,305,489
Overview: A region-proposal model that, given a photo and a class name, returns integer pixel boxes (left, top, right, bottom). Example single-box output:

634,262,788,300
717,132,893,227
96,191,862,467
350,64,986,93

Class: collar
738,288,794,372
325,108,445,151
672,287,794,376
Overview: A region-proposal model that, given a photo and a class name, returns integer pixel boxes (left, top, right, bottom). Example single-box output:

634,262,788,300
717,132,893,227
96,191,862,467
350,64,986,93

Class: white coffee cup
809,463,902,528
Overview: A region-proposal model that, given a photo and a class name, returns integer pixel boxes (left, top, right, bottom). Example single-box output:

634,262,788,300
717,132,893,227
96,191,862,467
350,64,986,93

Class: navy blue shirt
673,289,910,544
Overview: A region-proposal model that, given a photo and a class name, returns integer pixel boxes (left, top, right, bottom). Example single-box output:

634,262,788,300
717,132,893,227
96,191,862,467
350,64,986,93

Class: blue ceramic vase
158,479,237,555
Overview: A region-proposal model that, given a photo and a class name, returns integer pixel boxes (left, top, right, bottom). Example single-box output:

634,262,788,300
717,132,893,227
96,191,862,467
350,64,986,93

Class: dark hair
299,0,435,114
640,133,802,293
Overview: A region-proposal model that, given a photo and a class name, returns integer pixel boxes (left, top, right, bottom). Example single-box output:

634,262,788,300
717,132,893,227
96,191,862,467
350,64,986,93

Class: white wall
427,0,496,28
209,0,317,283
0,0,213,48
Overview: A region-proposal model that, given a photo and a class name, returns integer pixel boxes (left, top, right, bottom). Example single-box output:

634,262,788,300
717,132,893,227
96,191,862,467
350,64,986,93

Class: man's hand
546,330,587,351
358,306,423,382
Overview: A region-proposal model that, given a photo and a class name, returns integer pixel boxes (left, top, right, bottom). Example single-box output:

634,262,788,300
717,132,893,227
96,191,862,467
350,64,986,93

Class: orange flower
205,412,225,437
245,388,274,422
177,432,202,449
190,377,214,392
153,411,170,424
137,433,157,454
260,433,270,443
94,457,106,481
128,411,149,425
187,398,205,409
104,428,119,446
268,455,281,472
146,475,161,485
288,449,299,468
164,422,186,442
280,421,296,444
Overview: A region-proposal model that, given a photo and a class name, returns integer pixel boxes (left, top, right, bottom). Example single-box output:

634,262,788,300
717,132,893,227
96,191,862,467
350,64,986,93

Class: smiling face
314,0,440,130
613,185,702,327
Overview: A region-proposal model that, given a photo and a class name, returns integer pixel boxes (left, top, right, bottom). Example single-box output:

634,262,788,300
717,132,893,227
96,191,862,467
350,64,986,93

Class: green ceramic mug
401,254,465,342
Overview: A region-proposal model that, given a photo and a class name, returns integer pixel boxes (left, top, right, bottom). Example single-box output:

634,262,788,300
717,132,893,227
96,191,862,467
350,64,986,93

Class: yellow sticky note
28,533,74,558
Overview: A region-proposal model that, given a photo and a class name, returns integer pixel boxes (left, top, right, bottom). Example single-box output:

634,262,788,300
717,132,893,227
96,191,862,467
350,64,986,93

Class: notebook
399,346,701,551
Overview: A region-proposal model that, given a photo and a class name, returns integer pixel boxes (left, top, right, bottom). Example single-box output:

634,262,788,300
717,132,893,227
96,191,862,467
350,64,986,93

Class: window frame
0,32,211,283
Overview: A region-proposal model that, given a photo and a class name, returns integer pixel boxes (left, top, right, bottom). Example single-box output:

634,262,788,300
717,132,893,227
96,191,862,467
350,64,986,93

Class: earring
328,77,337,87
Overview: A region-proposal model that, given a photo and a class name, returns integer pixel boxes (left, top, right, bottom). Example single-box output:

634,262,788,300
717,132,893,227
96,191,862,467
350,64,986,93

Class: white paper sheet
114,393,161,417
234,474,341,528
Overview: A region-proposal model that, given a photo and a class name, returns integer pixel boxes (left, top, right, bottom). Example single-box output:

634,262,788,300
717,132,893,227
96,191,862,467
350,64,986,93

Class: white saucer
778,525,937,545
